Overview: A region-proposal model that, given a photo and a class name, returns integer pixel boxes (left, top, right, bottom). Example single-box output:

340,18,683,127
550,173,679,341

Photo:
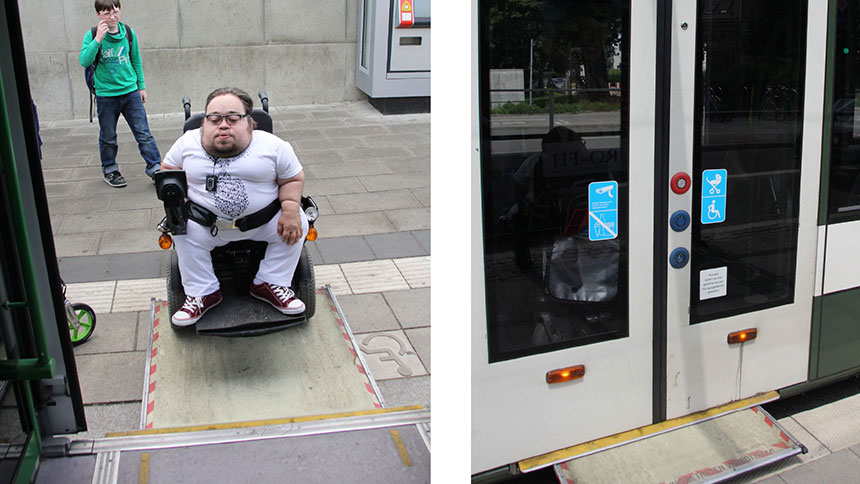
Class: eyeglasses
204,113,250,125
99,8,120,18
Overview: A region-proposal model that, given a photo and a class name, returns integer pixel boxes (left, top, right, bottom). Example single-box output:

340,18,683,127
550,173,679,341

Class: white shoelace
269,285,294,304
180,296,204,314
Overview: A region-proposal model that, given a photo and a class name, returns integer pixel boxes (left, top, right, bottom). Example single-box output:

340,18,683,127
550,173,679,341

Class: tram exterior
472,0,860,476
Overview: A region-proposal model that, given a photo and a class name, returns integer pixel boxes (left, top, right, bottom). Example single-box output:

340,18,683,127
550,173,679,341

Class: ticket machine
356,0,430,114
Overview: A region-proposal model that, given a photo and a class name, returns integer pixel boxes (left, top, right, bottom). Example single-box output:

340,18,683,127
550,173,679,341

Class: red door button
671,172,691,194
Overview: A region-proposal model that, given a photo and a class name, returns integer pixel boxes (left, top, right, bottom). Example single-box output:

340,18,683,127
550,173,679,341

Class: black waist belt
186,199,280,234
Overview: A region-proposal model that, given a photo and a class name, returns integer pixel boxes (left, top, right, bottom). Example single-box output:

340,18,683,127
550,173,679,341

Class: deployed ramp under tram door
36,407,430,483
144,288,383,429
525,394,805,484
33,287,431,482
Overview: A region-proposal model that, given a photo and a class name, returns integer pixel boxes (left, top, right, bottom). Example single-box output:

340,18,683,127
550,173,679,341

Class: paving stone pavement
40,100,430,439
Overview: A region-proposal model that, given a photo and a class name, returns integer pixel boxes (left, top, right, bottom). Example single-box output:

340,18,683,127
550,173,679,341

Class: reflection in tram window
828,2,860,221
480,0,630,362
690,1,807,323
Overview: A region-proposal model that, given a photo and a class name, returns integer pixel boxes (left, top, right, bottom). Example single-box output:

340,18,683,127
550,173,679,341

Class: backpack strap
125,23,134,49
90,27,99,67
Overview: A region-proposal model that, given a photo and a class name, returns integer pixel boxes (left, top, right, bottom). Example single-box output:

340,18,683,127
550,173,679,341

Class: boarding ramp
33,286,429,482
520,393,805,483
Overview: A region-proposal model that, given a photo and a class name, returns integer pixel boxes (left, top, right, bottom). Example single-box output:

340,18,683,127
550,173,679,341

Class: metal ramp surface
522,393,805,484
144,287,382,429
35,407,430,484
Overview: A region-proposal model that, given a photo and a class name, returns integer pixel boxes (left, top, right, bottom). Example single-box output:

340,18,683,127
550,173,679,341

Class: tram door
473,0,657,473
663,1,821,418
473,0,824,474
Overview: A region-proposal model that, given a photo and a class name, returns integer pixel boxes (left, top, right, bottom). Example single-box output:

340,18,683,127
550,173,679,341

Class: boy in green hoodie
79,0,161,188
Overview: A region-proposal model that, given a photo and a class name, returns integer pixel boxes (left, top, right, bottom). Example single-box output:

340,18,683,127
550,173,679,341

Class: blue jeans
97,91,161,176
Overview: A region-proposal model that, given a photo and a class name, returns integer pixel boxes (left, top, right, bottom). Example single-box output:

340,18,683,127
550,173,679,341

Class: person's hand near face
94,19,110,42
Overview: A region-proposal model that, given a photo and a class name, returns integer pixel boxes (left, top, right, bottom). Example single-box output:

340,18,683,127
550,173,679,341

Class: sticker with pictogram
400,0,414,27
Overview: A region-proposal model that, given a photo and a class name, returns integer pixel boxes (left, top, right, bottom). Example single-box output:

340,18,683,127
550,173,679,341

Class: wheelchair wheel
166,250,186,326
69,303,96,346
293,245,316,320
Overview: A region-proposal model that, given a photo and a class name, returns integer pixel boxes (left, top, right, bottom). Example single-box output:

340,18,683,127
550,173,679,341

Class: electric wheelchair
154,92,319,336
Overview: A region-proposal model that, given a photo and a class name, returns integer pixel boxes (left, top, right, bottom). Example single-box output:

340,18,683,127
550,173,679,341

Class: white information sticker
700,267,727,300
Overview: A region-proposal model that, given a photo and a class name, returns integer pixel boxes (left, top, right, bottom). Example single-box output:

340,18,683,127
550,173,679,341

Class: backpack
84,23,134,122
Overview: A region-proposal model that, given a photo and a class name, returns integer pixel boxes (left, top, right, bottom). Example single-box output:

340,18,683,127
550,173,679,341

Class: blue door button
670,247,689,269
670,210,691,232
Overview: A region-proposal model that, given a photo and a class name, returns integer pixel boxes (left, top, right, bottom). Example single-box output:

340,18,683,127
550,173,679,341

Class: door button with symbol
670,247,690,269
671,172,691,194
670,210,690,232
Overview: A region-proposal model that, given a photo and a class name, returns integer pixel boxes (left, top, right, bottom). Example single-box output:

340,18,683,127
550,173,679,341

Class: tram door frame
473,0,828,474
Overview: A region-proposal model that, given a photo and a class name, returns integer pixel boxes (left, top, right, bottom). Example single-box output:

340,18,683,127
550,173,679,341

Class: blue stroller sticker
701,169,727,224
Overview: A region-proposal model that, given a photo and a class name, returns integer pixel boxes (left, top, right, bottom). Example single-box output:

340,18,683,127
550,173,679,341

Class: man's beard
202,133,247,158
209,141,241,157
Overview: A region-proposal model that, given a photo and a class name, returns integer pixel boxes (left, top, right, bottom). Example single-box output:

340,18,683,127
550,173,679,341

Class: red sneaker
249,282,305,315
171,290,223,326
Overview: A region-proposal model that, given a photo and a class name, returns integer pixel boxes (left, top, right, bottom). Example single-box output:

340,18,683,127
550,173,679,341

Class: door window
827,1,860,222
690,1,808,323
480,0,631,362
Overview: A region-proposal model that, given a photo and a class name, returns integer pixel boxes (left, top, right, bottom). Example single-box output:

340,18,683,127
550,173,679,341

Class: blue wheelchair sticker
701,169,727,224
588,181,618,241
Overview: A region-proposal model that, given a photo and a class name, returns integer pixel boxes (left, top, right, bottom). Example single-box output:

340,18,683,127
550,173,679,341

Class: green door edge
818,0,838,225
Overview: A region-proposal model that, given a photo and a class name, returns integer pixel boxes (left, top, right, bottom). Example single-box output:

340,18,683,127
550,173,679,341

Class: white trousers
173,210,309,297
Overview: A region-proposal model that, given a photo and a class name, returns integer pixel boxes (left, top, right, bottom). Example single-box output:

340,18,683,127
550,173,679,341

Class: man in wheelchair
159,87,308,327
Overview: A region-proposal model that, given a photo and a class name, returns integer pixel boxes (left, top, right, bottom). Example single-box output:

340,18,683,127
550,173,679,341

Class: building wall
489,69,525,107
22,0,366,120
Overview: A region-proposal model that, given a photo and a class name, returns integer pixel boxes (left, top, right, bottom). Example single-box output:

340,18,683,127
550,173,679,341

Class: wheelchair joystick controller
155,170,189,237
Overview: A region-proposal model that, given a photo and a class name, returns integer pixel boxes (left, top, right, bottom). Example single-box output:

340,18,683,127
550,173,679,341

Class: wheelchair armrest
300,196,316,211
301,196,319,223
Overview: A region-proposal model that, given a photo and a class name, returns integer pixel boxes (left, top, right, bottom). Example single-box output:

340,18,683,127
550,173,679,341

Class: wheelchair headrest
182,109,273,134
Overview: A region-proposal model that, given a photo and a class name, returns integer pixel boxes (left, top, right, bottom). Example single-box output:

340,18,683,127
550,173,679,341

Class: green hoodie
79,23,146,97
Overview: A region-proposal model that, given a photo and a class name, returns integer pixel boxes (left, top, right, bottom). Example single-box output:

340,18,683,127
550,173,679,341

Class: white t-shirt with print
162,129,303,219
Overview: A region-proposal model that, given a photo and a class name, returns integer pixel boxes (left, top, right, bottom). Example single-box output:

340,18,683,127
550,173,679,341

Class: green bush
491,102,545,114
491,97,619,115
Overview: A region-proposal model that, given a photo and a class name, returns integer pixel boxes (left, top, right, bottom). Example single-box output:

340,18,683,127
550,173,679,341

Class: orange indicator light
158,233,173,250
728,328,757,344
306,226,318,241
546,365,585,384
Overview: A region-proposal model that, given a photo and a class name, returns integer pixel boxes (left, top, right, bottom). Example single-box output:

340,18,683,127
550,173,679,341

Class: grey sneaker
104,171,127,188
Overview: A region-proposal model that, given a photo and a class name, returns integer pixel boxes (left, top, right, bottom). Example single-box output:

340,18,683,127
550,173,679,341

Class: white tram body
473,0,860,476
